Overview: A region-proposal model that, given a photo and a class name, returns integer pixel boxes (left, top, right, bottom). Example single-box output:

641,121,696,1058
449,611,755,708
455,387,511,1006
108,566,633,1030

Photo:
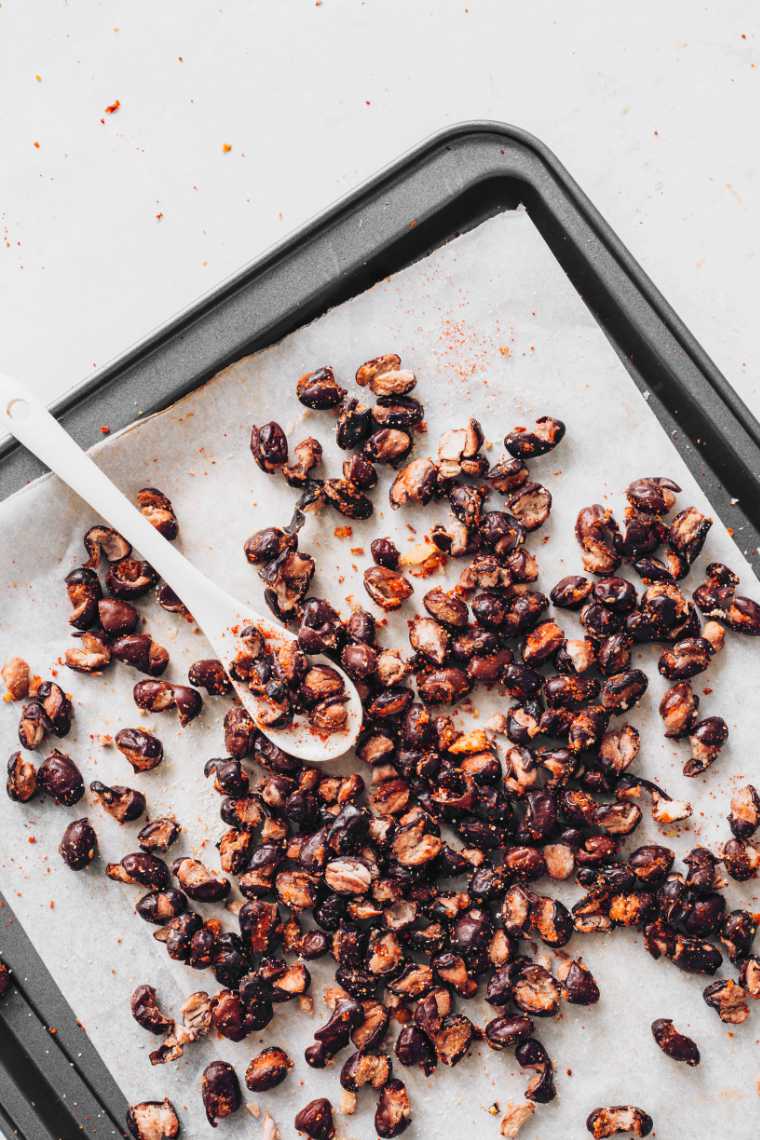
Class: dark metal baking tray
1,120,759,1137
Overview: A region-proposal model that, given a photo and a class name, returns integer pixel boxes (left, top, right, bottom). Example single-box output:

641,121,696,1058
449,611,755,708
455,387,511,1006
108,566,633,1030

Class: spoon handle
0,373,238,628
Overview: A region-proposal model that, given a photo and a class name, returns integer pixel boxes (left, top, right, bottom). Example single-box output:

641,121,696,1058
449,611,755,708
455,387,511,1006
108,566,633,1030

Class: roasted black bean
6,751,38,802
703,978,749,1024
684,717,728,777
90,781,146,822
65,567,102,628
336,397,373,450
375,1079,411,1137
188,659,232,695
668,506,712,565
364,566,413,610
251,420,288,471
551,574,593,609
575,505,622,575
729,784,760,839
115,728,164,773
38,750,84,805
106,558,157,599
136,487,178,539
126,1099,180,1140
59,818,98,869
599,669,648,712
245,1046,293,1091
244,526,297,565
83,525,131,567
586,1106,653,1137
297,366,346,409
725,595,760,635
658,637,712,681
505,416,565,458
202,1059,241,1126
295,1097,335,1139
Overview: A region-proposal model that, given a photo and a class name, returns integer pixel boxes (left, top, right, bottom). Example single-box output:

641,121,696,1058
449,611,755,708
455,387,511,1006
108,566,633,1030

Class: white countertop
1,1,758,416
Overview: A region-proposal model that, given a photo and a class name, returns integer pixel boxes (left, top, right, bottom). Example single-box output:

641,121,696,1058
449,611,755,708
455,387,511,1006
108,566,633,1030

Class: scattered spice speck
104,99,121,114
222,143,232,154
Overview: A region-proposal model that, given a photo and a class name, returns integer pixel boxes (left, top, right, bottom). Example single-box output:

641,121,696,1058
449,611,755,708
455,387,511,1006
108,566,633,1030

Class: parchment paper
1,211,758,1139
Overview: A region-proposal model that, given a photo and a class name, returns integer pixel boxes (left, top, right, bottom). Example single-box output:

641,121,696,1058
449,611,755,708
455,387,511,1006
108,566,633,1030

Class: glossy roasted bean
251,421,288,472
599,669,648,712
38,750,84,805
650,1017,699,1065
626,476,680,515
703,979,749,1024
593,576,637,613
417,667,472,705
59,818,98,869
725,595,760,635
504,416,565,459
83,525,131,567
598,723,640,774
409,616,450,665
115,728,164,772
135,888,186,926
659,681,699,739
522,620,564,666
107,852,170,890
295,1097,335,1139
297,366,346,409
363,566,413,610
202,1060,241,1126
188,659,232,695
721,838,760,881
90,781,146,822
375,1079,411,1137
136,487,178,539
729,784,760,839
106,558,157,599
586,1106,653,1138
138,817,181,854
244,526,296,565
684,717,728,777
389,457,438,508
370,537,400,570
479,511,525,556
507,482,552,531
515,1037,556,1103
334,397,372,451
319,477,371,519
65,567,102,629
575,505,622,575
130,984,174,1036
6,749,38,801
658,637,712,681
550,575,592,609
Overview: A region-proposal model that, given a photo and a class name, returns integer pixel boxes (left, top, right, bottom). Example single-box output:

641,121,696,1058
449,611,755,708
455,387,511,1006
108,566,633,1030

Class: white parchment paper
1,211,758,1139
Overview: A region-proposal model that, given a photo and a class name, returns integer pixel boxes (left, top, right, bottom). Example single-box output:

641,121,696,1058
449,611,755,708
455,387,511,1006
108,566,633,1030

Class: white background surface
1,1,759,416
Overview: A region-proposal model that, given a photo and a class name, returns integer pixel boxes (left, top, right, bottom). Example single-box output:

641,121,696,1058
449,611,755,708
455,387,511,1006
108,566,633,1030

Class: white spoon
0,374,363,762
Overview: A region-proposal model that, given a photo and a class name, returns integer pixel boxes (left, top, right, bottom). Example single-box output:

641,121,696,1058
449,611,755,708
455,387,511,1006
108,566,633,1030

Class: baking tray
1,120,759,1137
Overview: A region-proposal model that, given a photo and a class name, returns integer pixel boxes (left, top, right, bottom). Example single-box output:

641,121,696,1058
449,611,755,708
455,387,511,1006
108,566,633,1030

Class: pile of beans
3,351,760,1140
